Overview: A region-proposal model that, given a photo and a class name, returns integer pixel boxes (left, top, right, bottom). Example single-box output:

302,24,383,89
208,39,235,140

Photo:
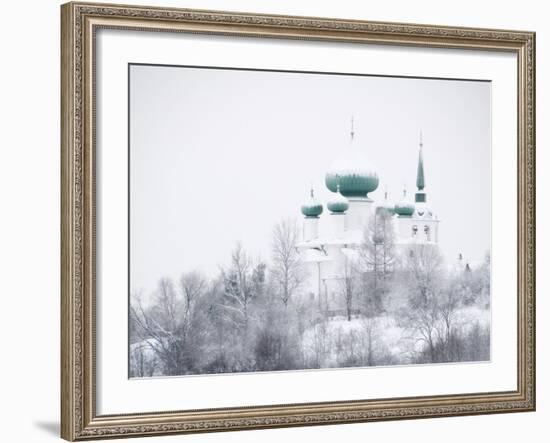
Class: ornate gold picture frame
61,2,535,440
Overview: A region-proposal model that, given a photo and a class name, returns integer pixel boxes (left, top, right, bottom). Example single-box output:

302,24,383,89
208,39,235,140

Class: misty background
129,64,491,298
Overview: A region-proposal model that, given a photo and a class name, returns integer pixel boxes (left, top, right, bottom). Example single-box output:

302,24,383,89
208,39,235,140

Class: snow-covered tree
337,255,358,321
179,271,206,320
130,276,208,375
359,211,397,313
222,243,264,332
270,218,305,307
404,243,443,307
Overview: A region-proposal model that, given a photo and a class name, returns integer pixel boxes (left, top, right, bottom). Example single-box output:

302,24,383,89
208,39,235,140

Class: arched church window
424,225,431,241
412,225,418,237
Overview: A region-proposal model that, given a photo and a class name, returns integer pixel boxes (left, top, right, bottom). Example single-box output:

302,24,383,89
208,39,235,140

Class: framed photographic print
60,2,536,440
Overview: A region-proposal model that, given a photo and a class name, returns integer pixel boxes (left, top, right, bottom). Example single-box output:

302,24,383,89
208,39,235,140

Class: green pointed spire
416,131,425,191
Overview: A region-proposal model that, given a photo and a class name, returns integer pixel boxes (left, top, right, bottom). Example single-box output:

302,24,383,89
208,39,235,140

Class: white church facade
297,123,440,311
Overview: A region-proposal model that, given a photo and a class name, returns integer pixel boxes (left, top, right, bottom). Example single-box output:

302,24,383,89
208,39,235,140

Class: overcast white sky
130,64,491,297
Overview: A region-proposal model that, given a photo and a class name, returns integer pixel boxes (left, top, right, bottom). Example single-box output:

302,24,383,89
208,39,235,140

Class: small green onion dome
327,189,349,214
394,190,415,217
325,149,379,198
301,189,323,218
376,203,395,216
376,191,395,216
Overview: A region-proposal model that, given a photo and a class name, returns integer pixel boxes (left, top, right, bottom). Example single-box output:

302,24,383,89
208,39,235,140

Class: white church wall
345,199,374,231
302,217,320,242
328,213,347,238
396,216,440,244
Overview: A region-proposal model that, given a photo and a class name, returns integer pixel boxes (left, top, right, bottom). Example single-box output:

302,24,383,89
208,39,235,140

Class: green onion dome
377,203,395,216
327,190,349,214
394,189,415,217
301,189,323,218
325,148,379,198
376,191,395,216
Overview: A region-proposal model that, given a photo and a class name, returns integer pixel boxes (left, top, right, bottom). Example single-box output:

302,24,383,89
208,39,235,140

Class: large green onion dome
301,189,323,218
327,187,349,214
394,189,415,217
325,148,379,198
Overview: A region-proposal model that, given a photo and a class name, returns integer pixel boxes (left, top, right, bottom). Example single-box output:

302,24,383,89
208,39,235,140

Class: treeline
130,214,491,377
130,219,314,377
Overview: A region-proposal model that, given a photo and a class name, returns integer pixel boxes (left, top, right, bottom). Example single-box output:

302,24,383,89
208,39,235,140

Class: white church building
297,122,440,310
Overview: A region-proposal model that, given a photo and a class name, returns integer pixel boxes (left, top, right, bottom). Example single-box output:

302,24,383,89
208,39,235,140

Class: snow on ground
301,304,490,368
130,305,491,375
301,314,406,367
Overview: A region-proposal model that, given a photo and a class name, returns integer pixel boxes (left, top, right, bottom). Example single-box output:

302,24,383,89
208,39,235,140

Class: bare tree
359,211,396,313
398,244,474,363
361,212,396,277
396,244,442,362
337,255,358,321
179,271,206,319
437,283,463,356
270,218,305,307
222,243,260,332
404,244,443,307
130,341,158,377
130,280,186,375
309,317,330,368
129,275,207,376
361,317,378,366
398,297,441,363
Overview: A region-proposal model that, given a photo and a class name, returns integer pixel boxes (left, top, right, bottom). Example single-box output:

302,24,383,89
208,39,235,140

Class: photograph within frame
128,63,492,379
61,3,535,440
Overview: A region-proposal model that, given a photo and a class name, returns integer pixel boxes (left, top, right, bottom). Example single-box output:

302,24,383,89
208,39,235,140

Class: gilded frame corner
61,1,535,440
